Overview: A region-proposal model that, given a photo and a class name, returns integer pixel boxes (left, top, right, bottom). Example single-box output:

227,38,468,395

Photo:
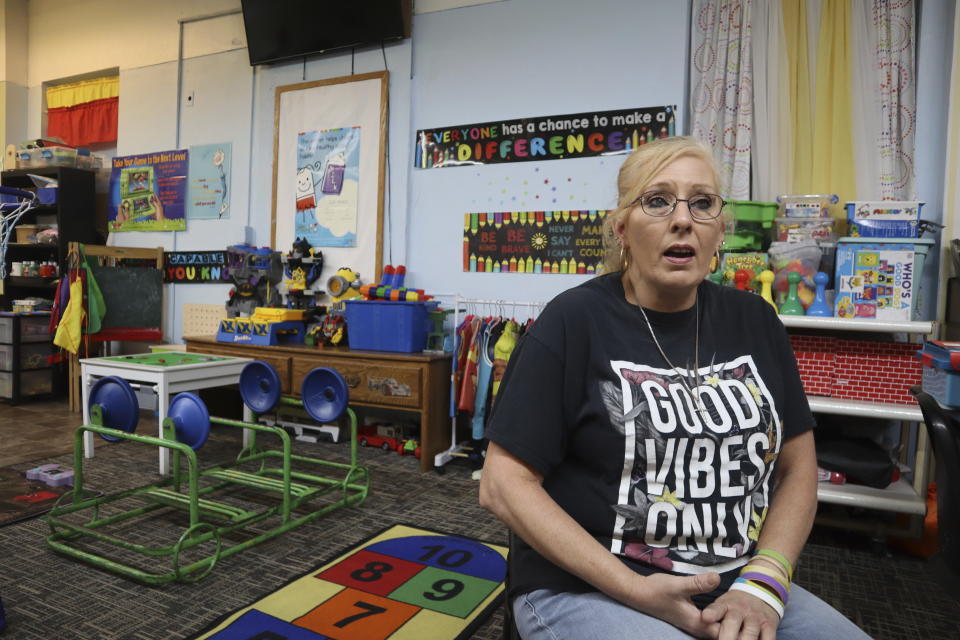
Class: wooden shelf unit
184,336,452,473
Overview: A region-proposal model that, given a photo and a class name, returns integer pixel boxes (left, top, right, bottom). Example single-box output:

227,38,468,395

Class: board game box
834,241,918,320
720,252,768,291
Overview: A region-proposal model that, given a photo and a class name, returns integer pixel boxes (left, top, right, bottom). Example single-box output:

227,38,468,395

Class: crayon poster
463,210,609,274
108,150,188,232
187,143,231,220
295,126,361,247
416,106,675,169
163,251,230,284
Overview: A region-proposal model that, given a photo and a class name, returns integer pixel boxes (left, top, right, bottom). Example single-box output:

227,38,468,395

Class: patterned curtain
697,1,917,204
853,0,917,200
689,0,754,200
751,0,792,201
46,76,119,147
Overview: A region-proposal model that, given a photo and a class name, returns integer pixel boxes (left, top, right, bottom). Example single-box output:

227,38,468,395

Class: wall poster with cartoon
295,127,361,247
272,72,387,282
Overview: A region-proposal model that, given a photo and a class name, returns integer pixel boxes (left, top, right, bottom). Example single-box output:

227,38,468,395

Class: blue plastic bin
344,300,438,352
918,341,960,407
845,201,923,238
37,187,58,204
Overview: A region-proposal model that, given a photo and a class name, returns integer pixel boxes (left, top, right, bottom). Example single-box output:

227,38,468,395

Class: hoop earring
620,245,630,271
711,249,721,273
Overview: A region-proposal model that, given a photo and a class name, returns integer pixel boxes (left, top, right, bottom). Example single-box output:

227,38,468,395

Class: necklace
631,282,707,419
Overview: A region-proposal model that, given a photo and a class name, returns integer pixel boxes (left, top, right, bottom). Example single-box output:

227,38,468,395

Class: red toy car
357,424,402,451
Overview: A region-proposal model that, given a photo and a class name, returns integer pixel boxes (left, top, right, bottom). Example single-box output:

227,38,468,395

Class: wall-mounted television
241,0,412,66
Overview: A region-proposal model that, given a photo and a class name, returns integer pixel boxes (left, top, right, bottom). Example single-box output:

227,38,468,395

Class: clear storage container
0,316,52,343
0,343,52,371
0,369,53,398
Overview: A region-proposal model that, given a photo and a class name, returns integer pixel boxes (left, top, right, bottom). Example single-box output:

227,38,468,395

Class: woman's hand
701,589,779,639
150,194,165,220
628,572,722,639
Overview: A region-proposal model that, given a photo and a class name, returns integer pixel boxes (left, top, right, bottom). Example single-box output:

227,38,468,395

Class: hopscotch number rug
194,524,509,640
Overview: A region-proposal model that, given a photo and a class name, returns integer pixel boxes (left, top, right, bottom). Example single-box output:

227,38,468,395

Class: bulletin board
271,71,387,282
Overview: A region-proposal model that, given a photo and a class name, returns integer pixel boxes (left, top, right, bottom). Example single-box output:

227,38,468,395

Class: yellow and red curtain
46,76,119,147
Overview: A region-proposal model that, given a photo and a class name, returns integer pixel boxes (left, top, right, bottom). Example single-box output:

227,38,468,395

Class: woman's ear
613,219,626,246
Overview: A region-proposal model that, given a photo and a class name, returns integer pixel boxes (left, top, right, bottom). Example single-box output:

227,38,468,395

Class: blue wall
407,0,690,303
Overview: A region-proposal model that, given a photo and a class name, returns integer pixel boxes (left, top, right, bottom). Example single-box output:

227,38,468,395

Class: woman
479,136,870,639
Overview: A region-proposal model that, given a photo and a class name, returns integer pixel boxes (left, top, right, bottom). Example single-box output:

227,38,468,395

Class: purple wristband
740,572,789,603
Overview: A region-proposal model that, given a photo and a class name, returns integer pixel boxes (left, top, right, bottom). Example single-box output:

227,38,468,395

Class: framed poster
272,71,387,282
108,150,188,232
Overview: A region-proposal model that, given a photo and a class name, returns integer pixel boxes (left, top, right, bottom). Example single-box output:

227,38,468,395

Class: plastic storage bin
37,186,58,204
724,200,779,251
0,343,51,370
14,224,43,243
0,369,53,399
774,216,836,243
833,237,934,320
344,300,438,352
35,146,77,168
917,340,960,407
728,200,778,227
846,201,923,238
778,194,839,218
0,315,52,343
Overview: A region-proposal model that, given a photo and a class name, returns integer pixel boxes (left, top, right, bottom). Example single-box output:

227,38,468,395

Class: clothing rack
434,295,546,471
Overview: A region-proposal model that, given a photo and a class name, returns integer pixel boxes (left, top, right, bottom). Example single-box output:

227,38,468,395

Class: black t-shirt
486,273,815,606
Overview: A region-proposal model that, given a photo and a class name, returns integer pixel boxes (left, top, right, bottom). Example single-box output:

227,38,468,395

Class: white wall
26,0,243,85
1,0,28,85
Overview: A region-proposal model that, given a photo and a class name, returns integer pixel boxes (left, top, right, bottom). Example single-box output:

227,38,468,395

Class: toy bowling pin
806,271,833,317
759,269,778,313
734,269,752,291
780,271,805,316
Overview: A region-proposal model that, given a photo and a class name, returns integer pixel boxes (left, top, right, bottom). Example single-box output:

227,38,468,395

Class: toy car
357,424,401,451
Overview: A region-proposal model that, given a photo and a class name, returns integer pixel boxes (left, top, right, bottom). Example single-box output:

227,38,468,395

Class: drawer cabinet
185,337,452,473
291,356,422,409
0,312,56,403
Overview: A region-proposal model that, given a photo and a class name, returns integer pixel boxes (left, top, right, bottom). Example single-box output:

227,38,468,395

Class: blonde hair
600,136,723,274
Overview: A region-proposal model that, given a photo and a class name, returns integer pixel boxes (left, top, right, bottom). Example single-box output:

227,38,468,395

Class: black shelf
7,243,58,253
2,166,97,310
6,276,59,289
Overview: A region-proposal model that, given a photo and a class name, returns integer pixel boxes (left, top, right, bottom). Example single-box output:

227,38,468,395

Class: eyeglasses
632,191,726,220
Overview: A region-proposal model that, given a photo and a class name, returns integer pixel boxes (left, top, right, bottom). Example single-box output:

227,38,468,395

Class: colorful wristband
740,564,791,591
740,572,790,603
730,580,785,619
755,548,794,581
748,556,791,581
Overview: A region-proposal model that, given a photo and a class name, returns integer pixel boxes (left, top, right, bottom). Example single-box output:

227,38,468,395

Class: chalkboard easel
72,242,165,342
66,242,165,412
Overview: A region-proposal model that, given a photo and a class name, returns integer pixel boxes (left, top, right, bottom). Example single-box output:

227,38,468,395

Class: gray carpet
0,423,956,639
